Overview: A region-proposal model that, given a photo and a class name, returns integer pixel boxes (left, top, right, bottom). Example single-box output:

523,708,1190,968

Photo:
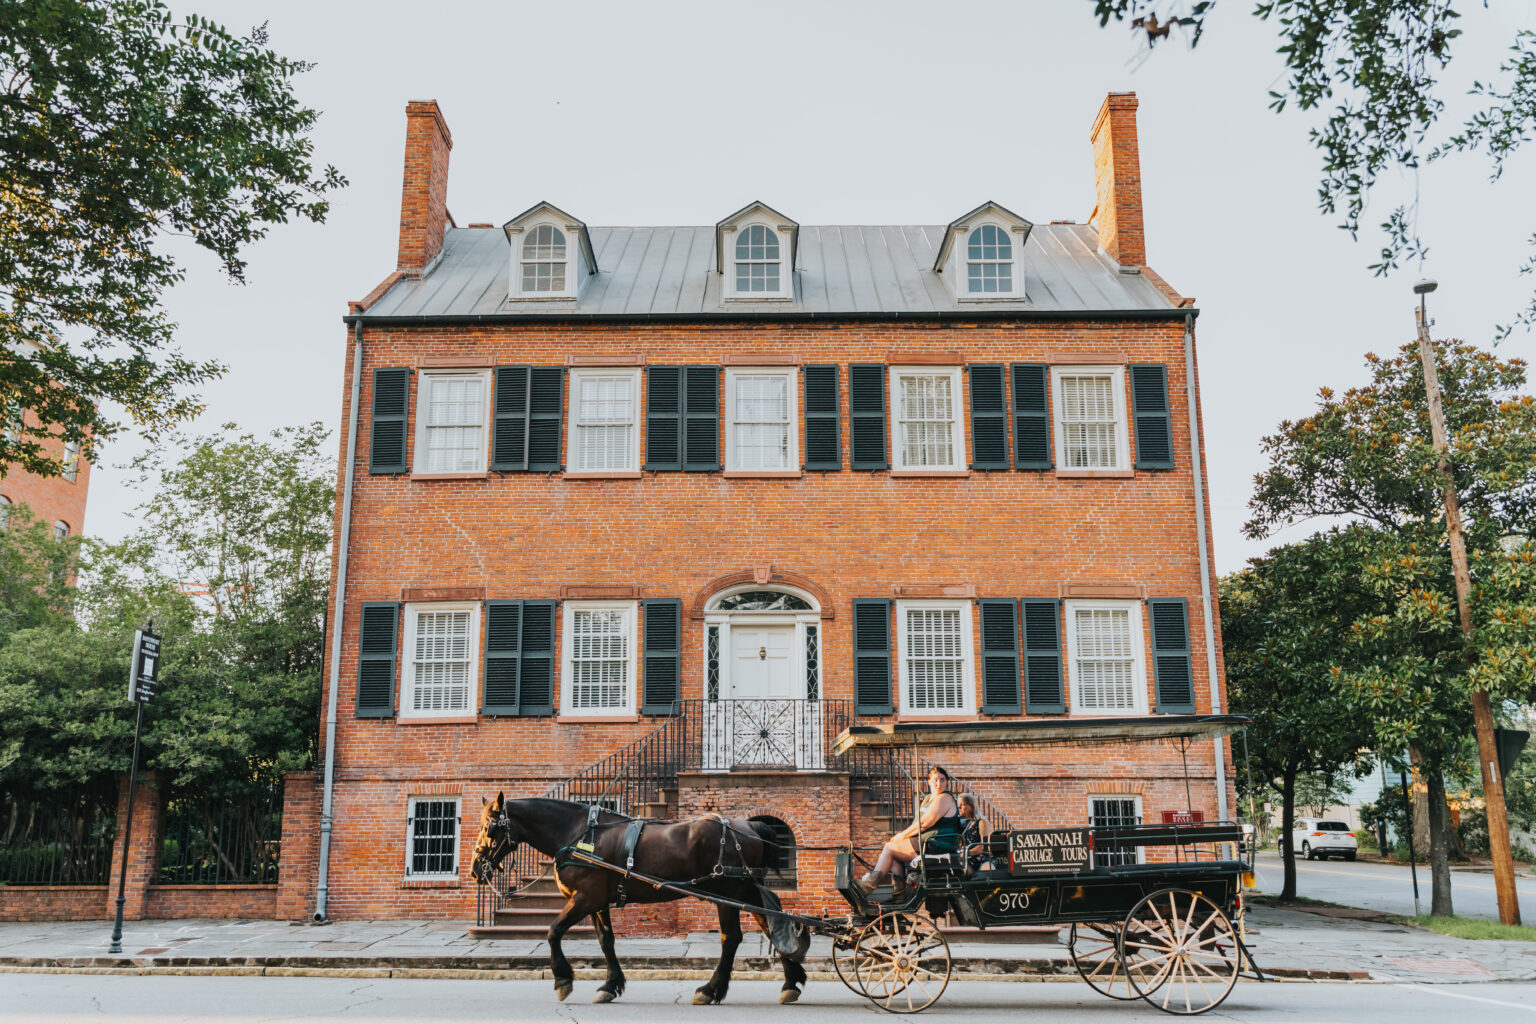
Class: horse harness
555,811,759,907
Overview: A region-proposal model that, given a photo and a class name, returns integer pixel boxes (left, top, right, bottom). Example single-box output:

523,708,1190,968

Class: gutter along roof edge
342,307,1200,327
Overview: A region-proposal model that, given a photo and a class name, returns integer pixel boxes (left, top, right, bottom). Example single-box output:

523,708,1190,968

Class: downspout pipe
1183,311,1228,822
315,320,363,921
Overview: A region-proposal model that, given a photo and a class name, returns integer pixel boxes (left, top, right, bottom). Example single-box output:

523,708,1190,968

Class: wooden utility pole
1413,282,1521,925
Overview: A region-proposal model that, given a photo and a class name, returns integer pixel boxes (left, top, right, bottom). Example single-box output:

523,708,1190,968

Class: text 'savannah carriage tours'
471,714,1264,1015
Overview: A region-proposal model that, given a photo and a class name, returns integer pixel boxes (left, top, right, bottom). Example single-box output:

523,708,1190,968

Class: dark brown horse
471,793,809,1005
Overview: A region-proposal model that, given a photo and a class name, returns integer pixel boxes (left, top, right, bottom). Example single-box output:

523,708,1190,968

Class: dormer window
735,225,782,294
966,224,1013,294
934,201,1032,302
717,201,797,301
503,202,597,302
521,225,568,293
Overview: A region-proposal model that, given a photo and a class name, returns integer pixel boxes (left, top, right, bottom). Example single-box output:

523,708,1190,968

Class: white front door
730,624,797,699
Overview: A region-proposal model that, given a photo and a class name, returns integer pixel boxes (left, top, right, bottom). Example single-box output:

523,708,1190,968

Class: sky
77,0,1535,573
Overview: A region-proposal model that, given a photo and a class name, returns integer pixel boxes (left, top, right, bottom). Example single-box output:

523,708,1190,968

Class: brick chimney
1089,92,1145,268
396,100,453,275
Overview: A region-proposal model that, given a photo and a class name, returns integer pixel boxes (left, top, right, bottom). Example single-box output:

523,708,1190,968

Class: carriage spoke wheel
1121,888,1240,1015
1068,922,1138,1000
832,932,868,996
851,911,951,1014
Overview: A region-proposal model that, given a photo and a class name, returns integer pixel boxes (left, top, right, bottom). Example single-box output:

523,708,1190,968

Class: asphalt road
1253,850,1536,919
5,975,1536,1023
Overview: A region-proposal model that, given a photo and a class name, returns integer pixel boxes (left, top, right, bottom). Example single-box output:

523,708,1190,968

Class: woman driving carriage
855,765,961,901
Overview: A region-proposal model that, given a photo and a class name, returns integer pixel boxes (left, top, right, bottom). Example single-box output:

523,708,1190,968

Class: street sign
128,629,162,703
1161,810,1206,824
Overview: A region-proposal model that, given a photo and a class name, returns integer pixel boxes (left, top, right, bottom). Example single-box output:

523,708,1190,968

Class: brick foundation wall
144,884,277,919
0,886,110,922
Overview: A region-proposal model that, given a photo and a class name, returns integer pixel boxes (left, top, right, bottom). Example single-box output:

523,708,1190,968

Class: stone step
495,894,567,911
467,923,597,940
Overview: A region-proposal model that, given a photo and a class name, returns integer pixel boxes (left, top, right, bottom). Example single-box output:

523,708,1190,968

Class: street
5,974,1536,1023
1253,851,1536,920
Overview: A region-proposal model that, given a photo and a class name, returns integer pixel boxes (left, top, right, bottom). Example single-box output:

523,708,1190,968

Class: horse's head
471,791,519,885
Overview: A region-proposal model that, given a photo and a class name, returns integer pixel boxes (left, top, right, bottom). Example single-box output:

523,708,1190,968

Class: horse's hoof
692,991,716,1005
593,991,615,1004
555,983,573,1002
778,989,800,1004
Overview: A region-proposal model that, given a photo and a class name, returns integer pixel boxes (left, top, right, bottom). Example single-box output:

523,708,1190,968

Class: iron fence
0,791,117,885
158,783,282,885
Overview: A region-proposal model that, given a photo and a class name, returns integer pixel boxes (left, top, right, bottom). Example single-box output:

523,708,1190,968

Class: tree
1221,527,1378,900
1243,341,1536,913
0,1,345,478
0,501,77,636
1088,2,1536,337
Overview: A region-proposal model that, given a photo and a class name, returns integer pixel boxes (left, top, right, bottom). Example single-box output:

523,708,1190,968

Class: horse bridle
476,808,518,886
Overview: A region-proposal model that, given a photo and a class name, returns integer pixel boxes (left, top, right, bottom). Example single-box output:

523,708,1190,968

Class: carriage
511,713,1262,1015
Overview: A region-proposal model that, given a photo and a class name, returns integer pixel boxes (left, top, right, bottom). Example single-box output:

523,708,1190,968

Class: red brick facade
0,408,90,538
312,93,1233,927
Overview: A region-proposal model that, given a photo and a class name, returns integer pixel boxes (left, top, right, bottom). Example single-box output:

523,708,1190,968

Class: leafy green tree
0,501,77,636
1243,341,1536,913
1088,1,1536,337
0,0,344,477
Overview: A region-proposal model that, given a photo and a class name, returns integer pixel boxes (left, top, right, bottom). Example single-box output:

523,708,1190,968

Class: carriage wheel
1120,887,1240,1015
1068,922,1139,1000
851,911,951,1014
832,932,869,996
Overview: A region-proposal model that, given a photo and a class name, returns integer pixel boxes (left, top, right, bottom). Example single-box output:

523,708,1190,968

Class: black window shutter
849,364,888,471
803,364,841,471
1131,364,1174,470
852,599,894,714
527,368,564,472
482,600,522,715
1149,598,1195,713
1011,363,1052,470
645,366,682,470
978,599,1022,714
641,599,682,714
356,602,399,717
368,368,410,474
683,366,720,471
490,367,529,471
969,364,1010,470
1022,598,1065,714
517,600,557,715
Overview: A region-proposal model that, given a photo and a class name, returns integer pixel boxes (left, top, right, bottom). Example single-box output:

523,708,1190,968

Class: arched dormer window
966,224,1012,294
735,225,781,294
520,224,568,293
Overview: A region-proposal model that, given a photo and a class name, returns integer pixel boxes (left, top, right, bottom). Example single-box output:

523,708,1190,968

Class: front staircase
471,700,1035,942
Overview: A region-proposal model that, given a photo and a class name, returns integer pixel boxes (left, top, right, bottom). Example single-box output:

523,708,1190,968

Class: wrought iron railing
158,782,282,885
0,791,117,885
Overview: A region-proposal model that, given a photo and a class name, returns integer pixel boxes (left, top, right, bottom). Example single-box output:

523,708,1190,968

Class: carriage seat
910,852,959,874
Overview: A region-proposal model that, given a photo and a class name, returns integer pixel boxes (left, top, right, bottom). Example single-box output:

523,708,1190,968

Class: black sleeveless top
917,793,962,853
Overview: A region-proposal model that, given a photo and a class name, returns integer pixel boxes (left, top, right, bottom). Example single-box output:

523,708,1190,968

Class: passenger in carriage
855,765,961,902
957,794,995,874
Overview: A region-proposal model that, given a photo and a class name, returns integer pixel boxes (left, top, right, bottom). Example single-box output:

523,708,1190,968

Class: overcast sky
79,0,1534,573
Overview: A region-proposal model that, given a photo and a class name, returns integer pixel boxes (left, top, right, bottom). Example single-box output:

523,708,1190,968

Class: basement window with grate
406,797,460,878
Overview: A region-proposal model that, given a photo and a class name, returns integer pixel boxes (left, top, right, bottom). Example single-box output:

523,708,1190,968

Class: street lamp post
1412,280,1520,925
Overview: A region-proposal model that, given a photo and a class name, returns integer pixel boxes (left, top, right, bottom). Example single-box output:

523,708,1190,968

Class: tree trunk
1426,771,1455,917
1280,761,1299,901
1411,757,1432,853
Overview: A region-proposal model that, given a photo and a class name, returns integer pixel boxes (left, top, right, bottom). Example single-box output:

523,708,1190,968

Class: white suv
1291,818,1357,861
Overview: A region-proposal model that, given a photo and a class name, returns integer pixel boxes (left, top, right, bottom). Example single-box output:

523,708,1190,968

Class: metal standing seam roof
357,222,1179,320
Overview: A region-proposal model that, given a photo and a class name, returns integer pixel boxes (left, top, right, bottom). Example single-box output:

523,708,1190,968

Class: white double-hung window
401,602,480,718
1065,600,1147,714
568,369,640,473
966,224,1014,294
897,600,975,716
725,368,797,471
1053,365,1129,470
893,367,964,471
561,601,637,716
414,371,490,474
521,224,568,294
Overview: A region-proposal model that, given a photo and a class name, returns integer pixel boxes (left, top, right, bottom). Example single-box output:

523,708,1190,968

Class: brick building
1,368,90,540
312,91,1233,931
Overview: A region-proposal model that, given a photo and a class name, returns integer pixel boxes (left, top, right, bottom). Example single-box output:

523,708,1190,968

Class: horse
471,793,809,1006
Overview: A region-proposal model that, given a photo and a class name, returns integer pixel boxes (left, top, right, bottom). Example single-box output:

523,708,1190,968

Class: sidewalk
2,905,1534,985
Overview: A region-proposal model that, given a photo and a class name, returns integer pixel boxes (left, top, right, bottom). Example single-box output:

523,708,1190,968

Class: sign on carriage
128,629,162,703
1006,827,1090,875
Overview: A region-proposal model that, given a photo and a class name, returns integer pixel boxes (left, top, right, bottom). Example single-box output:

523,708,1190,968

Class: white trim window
897,600,975,716
401,602,480,718
561,601,637,715
53,520,68,540
725,368,798,471
520,224,568,293
405,796,461,878
1065,600,1147,714
1053,365,1129,470
724,222,793,300
414,370,490,474
1088,795,1143,866
966,224,1014,294
0,496,10,531
63,440,79,482
568,369,640,472
893,367,964,471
